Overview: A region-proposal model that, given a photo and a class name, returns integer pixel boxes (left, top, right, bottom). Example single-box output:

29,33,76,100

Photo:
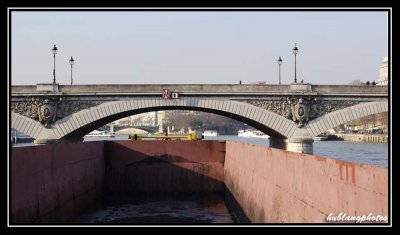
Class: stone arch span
305,101,388,138
11,112,44,140
51,98,298,140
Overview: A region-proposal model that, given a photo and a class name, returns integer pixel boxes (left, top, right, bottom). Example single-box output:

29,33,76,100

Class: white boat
238,129,255,137
253,130,270,139
238,129,269,139
313,136,328,141
85,130,115,137
202,130,219,137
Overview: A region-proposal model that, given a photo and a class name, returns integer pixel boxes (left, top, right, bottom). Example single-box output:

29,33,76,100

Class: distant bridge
106,124,159,133
11,83,388,153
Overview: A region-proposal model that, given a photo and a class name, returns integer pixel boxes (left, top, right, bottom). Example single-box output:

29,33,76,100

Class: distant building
376,56,388,85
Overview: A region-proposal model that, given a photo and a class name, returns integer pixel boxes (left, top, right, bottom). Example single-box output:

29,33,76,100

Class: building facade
377,56,388,85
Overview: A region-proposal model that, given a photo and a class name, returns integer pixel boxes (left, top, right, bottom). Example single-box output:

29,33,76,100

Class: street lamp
52,44,58,83
277,56,282,85
292,43,298,83
69,56,74,85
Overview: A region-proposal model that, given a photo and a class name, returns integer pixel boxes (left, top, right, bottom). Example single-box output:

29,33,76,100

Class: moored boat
238,129,269,138
202,130,218,137
85,130,115,137
313,136,328,141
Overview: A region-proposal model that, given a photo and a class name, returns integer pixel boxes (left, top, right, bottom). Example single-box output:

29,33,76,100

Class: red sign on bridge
162,89,180,100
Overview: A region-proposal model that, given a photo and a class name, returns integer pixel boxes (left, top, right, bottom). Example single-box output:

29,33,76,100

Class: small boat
85,130,114,137
202,130,218,137
238,129,269,138
313,136,328,141
252,130,270,139
238,129,255,137
313,135,343,141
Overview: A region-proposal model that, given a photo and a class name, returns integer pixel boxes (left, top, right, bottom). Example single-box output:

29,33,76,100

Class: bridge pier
269,138,287,150
34,138,84,145
270,137,313,155
286,137,314,155
34,139,60,145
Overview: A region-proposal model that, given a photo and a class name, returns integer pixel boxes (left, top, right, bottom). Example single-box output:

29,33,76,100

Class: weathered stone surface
11,97,103,128
224,141,388,223
10,84,388,141
246,96,361,127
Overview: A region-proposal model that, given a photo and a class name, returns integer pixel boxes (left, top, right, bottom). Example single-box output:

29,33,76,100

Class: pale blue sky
11,11,389,85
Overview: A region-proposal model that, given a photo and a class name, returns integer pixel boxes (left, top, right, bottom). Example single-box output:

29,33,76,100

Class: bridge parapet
11,84,388,95
36,83,59,92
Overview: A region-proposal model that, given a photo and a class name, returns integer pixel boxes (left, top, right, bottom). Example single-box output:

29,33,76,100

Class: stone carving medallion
246,96,361,128
11,97,103,128
38,99,57,127
288,97,311,127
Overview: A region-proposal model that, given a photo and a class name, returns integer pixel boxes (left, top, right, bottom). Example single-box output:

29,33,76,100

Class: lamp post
292,43,298,83
52,45,58,83
277,56,282,85
69,56,74,85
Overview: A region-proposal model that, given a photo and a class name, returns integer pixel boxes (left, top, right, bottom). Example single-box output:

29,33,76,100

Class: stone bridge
107,124,160,134
11,83,388,153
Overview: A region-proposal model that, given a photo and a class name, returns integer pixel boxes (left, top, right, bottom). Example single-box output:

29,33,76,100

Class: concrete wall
104,140,226,195
11,142,105,223
11,139,388,224
224,141,388,223
10,140,226,223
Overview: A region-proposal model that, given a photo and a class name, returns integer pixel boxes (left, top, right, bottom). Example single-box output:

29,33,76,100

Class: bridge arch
51,98,297,140
111,125,159,133
306,101,388,138
11,112,44,140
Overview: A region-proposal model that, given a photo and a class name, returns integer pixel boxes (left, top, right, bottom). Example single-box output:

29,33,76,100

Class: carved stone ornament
287,97,312,127
38,99,56,127
246,96,361,128
291,98,311,127
11,97,103,128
